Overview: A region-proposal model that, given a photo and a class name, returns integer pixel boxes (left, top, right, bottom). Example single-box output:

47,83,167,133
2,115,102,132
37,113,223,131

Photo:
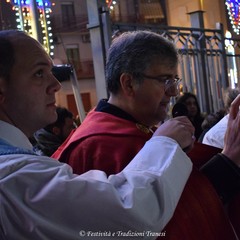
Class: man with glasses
53,30,183,175
52,30,240,239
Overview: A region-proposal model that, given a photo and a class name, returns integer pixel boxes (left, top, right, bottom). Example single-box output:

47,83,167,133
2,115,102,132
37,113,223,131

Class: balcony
60,60,94,79
77,60,94,79
50,14,89,34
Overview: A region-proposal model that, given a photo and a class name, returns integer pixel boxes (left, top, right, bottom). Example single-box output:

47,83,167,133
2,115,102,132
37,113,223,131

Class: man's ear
119,73,135,96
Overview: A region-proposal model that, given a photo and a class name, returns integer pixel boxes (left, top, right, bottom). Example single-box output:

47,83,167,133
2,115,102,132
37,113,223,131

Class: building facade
1,0,239,118
51,0,238,117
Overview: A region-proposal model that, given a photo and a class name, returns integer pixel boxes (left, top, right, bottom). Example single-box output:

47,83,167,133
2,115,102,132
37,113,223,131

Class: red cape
52,109,152,175
52,111,238,239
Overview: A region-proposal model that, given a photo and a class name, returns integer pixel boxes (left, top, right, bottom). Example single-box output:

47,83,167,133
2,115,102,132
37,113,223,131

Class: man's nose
48,75,61,94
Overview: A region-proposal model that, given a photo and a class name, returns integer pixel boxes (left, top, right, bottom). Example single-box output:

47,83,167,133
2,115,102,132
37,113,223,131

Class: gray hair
224,87,240,112
106,30,179,94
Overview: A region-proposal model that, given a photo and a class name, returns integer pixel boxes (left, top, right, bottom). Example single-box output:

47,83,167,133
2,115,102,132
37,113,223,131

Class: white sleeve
202,115,228,149
0,136,192,240
202,130,225,149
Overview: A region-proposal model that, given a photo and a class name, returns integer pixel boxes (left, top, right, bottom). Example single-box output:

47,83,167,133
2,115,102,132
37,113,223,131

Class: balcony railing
60,60,94,79
110,13,167,25
77,60,94,79
50,14,89,33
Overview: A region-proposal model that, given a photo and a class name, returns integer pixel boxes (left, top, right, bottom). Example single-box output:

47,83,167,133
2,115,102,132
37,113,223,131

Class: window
139,0,167,24
109,0,167,25
61,2,76,27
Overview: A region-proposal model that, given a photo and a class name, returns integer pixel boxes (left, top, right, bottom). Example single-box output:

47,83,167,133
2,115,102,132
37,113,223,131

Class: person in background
32,106,76,156
198,109,225,143
202,87,240,149
0,29,195,239
174,92,205,140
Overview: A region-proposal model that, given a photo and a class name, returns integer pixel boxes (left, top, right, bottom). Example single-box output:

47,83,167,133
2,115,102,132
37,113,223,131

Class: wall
52,0,234,112
166,0,200,27
166,0,228,31
51,0,98,111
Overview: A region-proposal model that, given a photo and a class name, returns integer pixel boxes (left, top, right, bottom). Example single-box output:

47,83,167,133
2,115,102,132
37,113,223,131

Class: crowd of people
171,88,240,145
1,29,240,239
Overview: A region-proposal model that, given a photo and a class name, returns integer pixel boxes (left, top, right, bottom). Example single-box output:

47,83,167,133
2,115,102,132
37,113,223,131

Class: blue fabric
0,138,36,156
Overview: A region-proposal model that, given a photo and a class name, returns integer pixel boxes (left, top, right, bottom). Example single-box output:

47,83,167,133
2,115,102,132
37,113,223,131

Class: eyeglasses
142,74,182,93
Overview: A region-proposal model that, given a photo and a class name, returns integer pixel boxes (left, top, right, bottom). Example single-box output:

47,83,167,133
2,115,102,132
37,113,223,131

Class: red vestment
52,110,238,239
52,110,152,176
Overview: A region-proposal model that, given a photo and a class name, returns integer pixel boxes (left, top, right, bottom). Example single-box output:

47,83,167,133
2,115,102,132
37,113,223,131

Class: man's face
132,62,179,127
185,97,198,118
1,37,61,137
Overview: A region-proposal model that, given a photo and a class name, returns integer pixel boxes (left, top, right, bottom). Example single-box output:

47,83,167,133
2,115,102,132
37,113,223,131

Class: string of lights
105,0,118,11
225,0,240,35
7,0,54,56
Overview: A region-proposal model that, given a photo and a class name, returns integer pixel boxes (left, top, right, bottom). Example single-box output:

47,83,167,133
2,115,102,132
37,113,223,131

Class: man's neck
107,96,153,128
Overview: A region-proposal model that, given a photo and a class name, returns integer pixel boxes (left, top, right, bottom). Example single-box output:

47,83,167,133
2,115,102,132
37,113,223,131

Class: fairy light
106,0,118,11
36,0,54,56
225,0,240,35
7,0,54,56
12,2,23,31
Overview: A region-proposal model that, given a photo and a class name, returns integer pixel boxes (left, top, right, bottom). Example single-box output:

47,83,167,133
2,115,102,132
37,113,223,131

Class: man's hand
153,116,195,151
222,94,240,166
